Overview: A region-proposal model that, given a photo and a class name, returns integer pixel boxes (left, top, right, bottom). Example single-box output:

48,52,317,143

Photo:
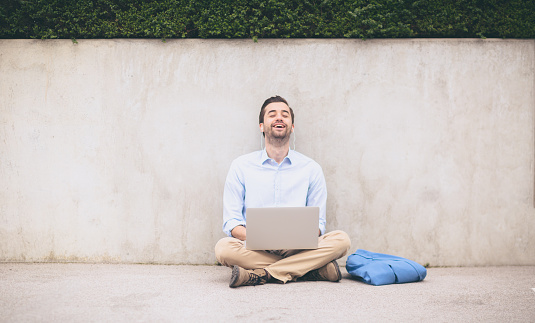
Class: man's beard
265,127,292,147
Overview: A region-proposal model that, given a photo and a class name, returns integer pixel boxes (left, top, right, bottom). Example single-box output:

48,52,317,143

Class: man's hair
259,95,294,125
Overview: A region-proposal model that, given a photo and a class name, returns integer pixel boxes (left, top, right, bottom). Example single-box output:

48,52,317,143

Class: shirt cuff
224,219,246,237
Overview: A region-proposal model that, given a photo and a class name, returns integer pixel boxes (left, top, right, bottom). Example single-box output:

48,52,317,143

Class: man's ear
291,124,294,132
259,123,264,132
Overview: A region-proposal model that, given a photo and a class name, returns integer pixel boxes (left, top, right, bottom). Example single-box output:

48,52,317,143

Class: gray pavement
0,263,534,322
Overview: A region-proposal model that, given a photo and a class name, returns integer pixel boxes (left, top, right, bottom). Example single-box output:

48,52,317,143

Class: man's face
260,102,294,140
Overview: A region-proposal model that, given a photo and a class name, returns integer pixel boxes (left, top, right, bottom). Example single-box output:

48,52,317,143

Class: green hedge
1,0,534,40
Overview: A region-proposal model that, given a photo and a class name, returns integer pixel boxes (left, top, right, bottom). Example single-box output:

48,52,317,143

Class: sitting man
215,95,351,288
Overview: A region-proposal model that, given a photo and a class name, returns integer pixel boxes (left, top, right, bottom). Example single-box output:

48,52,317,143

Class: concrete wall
1,39,533,266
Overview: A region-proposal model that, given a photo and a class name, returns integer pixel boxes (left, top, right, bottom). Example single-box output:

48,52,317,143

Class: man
215,95,351,288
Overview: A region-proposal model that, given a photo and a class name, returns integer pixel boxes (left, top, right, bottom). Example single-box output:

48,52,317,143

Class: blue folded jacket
346,249,427,286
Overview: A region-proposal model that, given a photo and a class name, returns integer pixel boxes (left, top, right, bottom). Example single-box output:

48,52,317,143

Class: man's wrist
231,225,247,241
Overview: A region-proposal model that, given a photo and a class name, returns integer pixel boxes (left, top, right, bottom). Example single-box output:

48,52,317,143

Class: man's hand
231,225,247,241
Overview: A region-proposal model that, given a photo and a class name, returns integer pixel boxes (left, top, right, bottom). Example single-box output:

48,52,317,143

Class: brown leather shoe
229,266,270,288
299,260,342,282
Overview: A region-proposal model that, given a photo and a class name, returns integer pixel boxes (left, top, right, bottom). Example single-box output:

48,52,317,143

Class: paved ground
0,263,534,322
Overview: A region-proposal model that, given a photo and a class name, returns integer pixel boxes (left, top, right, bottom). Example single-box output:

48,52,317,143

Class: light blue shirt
222,149,327,237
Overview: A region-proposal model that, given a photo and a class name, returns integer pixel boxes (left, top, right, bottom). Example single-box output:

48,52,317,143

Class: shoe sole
229,265,240,288
332,260,342,282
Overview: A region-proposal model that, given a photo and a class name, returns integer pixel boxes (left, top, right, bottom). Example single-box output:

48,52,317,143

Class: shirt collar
260,149,295,166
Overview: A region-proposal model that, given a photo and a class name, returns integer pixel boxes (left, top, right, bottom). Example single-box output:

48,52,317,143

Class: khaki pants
214,230,351,283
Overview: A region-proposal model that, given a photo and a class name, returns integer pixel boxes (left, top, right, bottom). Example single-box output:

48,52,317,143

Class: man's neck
265,140,290,164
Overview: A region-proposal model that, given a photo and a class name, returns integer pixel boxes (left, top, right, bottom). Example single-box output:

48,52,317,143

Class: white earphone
292,129,296,150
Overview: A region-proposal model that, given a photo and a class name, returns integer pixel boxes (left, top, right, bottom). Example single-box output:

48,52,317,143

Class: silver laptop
245,207,319,250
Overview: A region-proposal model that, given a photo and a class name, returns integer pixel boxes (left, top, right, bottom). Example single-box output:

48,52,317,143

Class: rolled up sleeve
222,161,246,237
306,164,327,235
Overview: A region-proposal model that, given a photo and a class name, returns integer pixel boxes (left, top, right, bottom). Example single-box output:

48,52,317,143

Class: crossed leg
215,230,351,283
